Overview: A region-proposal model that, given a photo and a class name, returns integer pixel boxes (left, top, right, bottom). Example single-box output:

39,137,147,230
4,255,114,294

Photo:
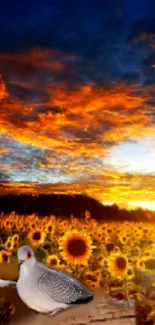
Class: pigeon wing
38,268,92,305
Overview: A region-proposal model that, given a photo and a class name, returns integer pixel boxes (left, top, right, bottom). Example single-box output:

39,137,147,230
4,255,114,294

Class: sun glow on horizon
102,201,155,211
127,200,155,211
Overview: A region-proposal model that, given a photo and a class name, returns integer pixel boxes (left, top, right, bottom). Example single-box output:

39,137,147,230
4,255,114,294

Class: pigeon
0,279,16,287
16,245,93,317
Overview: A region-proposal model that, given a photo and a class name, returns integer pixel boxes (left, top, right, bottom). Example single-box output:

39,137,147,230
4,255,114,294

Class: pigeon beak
19,260,24,267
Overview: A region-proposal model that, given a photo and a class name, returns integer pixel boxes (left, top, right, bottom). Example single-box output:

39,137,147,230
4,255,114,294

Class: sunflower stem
75,263,80,278
124,272,129,301
123,243,129,302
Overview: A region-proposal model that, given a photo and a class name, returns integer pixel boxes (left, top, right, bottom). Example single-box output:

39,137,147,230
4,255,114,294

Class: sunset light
0,2,155,323
0,3,155,212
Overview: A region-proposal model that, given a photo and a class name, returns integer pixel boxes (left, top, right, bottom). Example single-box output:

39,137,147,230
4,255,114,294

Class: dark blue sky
0,0,155,84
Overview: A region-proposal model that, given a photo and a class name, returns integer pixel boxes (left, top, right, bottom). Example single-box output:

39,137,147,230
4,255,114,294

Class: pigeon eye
27,250,32,259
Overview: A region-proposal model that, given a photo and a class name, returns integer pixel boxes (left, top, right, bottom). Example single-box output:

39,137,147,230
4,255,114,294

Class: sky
0,0,155,210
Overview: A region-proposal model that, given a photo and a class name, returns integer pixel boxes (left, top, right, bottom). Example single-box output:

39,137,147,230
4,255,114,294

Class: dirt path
5,288,136,325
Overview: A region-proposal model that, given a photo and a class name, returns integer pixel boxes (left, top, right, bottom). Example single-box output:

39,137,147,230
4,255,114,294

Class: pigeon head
17,245,35,267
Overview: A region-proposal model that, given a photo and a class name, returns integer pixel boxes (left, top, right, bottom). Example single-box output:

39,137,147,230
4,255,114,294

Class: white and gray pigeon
0,279,16,287
16,245,93,317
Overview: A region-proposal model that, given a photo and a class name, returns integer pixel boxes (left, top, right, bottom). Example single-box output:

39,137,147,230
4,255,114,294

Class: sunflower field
0,210,155,323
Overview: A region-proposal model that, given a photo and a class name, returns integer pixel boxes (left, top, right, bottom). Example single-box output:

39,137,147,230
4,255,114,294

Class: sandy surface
0,287,137,325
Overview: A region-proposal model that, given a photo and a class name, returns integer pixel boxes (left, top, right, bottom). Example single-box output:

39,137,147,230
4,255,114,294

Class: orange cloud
132,32,155,49
0,148,9,154
0,48,155,210
0,164,18,171
0,48,76,73
0,77,150,158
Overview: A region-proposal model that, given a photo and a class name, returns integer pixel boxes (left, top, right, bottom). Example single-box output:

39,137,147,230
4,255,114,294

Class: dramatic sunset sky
0,0,155,210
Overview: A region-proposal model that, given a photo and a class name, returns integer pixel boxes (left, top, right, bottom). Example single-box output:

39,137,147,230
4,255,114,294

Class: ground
1,287,136,325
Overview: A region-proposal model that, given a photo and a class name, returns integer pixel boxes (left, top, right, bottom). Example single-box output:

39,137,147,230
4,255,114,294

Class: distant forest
0,194,154,222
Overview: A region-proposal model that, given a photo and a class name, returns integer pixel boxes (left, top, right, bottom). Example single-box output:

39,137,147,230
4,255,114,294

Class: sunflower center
3,253,8,262
116,257,127,270
48,226,52,232
106,243,114,252
127,269,133,276
67,238,87,257
50,258,57,265
86,274,96,281
33,232,41,240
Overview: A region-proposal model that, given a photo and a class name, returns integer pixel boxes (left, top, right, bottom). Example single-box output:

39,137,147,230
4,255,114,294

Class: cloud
0,8,155,210
0,75,148,160
0,49,155,194
0,171,10,182
129,18,155,47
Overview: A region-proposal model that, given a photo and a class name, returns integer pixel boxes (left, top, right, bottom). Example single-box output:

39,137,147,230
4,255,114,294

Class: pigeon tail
0,279,17,287
70,294,93,305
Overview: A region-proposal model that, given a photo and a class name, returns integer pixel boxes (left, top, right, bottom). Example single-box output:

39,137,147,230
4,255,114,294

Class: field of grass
0,211,155,324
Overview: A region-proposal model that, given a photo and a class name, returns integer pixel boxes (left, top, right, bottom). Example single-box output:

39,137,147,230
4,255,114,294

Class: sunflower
132,258,139,268
58,220,70,231
70,215,80,228
59,230,93,265
105,236,112,244
130,243,141,255
94,231,103,241
83,270,101,288
108,254,128,278
10,211,16,218
16,216,25,227
29,229,46,246
88,230,94,238
105,243,115,253
100,257,108,268
45,221,55,235
119,234,128,245
16,220,24,230
82,224,89,233
18,226,26,233
49,215,57,225
4,218,10,228
46,254,60,267
41,216,49,228
89,219,97,228
0,250,10,263
105,226,113,236
57,263,70,273
5,238,14,251
113,246,121,254
127,266,135,281
100,224,106,232
142,250,152,258
12,233,20,244
136,258,146,271
29,222,36,230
